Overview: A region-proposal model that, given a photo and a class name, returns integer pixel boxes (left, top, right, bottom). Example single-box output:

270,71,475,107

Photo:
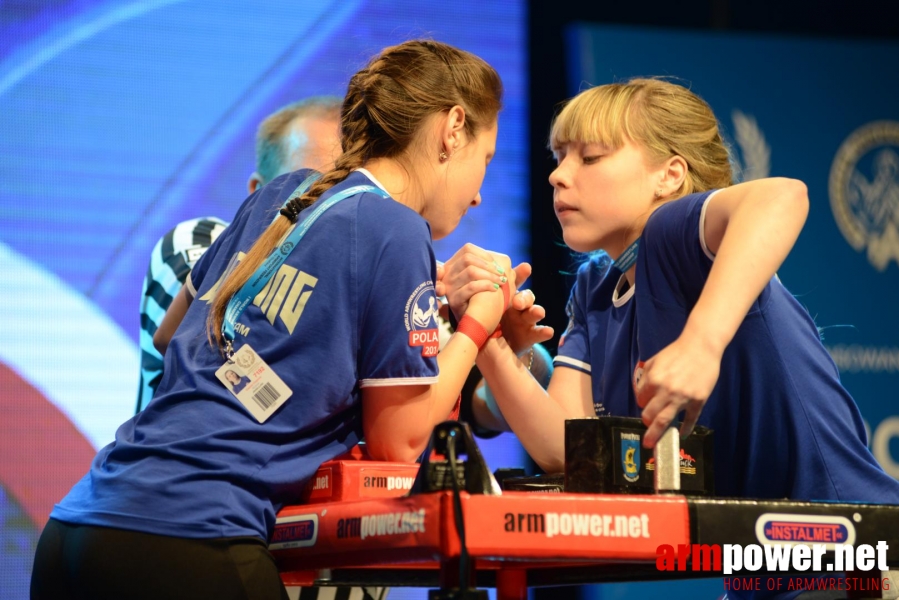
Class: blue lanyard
612,238,640,273
222,177,390,354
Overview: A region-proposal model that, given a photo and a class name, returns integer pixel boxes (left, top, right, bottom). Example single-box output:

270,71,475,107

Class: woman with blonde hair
452,77,899,505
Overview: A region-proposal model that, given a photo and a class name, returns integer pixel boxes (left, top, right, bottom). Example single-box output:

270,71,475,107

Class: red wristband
456,314,489,350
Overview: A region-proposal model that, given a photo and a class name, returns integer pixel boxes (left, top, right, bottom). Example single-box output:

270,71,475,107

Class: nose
549,162,569,190
471,192,482,207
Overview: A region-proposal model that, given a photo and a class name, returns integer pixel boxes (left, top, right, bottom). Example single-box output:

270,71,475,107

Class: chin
431,227,451,241
562,231,600,254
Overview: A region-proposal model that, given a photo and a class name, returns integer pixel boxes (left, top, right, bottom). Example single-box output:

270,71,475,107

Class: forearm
153,284,193,355
475,339,570,472
364,332,479,462
686,179,809,353
471,344,554,432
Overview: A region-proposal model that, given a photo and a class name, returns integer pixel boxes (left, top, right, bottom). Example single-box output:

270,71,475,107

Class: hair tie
279,198,303,223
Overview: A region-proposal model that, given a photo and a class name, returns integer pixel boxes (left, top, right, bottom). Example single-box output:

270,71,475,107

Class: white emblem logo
404,281,439,357
829,121,899,271
731,109,771,182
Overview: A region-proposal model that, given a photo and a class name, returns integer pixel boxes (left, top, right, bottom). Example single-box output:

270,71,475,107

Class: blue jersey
556,190,899,503
52,169,441,540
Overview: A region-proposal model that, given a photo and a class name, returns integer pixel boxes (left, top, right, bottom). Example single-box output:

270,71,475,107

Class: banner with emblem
565,24,899,478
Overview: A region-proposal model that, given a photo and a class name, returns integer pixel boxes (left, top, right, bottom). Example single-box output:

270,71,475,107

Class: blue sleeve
554,259,599,375
640,191,717,309
356,198,440,387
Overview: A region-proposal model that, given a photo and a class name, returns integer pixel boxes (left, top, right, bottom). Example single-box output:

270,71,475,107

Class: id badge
215,344,293,423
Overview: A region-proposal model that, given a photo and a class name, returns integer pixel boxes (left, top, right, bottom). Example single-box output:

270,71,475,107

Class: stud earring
439,151,449,162
654,189,662,199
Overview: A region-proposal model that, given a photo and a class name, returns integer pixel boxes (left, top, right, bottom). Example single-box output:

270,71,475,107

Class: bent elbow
536,456,565,476
786,177,809,207
364,436,425,464
777,178,810,222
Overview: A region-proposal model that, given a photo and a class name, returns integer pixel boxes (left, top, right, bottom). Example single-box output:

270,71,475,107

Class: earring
439,151,449,162
654,189,662,199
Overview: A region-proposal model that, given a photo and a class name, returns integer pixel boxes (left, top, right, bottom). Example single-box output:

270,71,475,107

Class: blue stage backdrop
563,23,899,600
0,2,526,597
565,23,899,474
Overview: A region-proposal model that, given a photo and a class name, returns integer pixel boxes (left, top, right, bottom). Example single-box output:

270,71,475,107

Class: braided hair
207,40,502,349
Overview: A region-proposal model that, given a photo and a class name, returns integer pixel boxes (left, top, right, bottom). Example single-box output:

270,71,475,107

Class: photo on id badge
215,344,292,423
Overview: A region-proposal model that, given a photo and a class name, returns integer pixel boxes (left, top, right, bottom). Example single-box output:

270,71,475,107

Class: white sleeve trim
359,376,440,388
184,272,198,298
553,356,592,373
698,189,724,261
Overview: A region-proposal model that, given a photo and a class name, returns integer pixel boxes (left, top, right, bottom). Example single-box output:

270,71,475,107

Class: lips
554,200,577,216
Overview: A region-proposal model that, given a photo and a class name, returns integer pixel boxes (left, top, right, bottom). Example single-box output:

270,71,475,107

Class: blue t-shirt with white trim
52,169,441,540
555,190,899,504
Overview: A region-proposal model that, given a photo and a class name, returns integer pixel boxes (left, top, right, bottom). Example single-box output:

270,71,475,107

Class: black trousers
31,518,290,600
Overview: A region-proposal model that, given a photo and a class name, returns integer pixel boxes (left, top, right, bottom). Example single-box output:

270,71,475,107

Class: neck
362,157,423,213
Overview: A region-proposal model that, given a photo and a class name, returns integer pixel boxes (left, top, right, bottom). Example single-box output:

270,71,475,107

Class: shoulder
251,168,322,212
336,171,432,240
573,252,614,290
645,190,719,235
565,252,616,315
155,217,229,252
146,216,230,282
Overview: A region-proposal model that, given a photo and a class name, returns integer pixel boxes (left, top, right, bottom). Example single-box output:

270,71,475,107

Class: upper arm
701,178,809,256
362,384,432,462
356,202,440,386
701,185,746,257
153,283,193,355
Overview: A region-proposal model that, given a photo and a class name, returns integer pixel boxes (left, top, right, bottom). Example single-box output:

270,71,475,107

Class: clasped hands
436,243,554,353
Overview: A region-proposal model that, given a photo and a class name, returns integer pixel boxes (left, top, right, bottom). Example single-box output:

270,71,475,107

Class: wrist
456,315,490,351
681,316,729,358
513,345,533,368
487,282,510,339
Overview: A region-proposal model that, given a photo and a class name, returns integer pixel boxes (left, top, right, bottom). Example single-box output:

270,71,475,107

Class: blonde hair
207,40,502,350
550,78,732,199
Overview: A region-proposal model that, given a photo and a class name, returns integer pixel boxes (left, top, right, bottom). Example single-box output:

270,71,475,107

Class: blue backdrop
0,2,526,597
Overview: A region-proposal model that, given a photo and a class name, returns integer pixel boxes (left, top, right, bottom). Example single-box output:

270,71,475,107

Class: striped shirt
137,217,228,412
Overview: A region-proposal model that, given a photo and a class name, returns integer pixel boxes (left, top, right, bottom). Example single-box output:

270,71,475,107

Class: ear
658,155,688,197
247,172,264,195
439,105,467,157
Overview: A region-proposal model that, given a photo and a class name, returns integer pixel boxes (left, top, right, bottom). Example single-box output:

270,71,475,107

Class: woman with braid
32,40,511,600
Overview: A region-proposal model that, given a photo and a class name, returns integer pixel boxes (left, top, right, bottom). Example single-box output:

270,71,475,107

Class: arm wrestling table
270,422,899,600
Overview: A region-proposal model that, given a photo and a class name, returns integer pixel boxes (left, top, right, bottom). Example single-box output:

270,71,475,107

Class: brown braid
207,40,502,351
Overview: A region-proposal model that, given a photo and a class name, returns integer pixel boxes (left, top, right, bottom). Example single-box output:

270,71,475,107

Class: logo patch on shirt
404,281,439,357
633,360,646,394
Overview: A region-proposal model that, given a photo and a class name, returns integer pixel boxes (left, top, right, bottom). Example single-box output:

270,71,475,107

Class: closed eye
583,155,601,164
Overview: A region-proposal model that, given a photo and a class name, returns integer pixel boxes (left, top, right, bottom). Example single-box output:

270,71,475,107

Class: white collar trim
612,273,635,307
355,167,390,195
